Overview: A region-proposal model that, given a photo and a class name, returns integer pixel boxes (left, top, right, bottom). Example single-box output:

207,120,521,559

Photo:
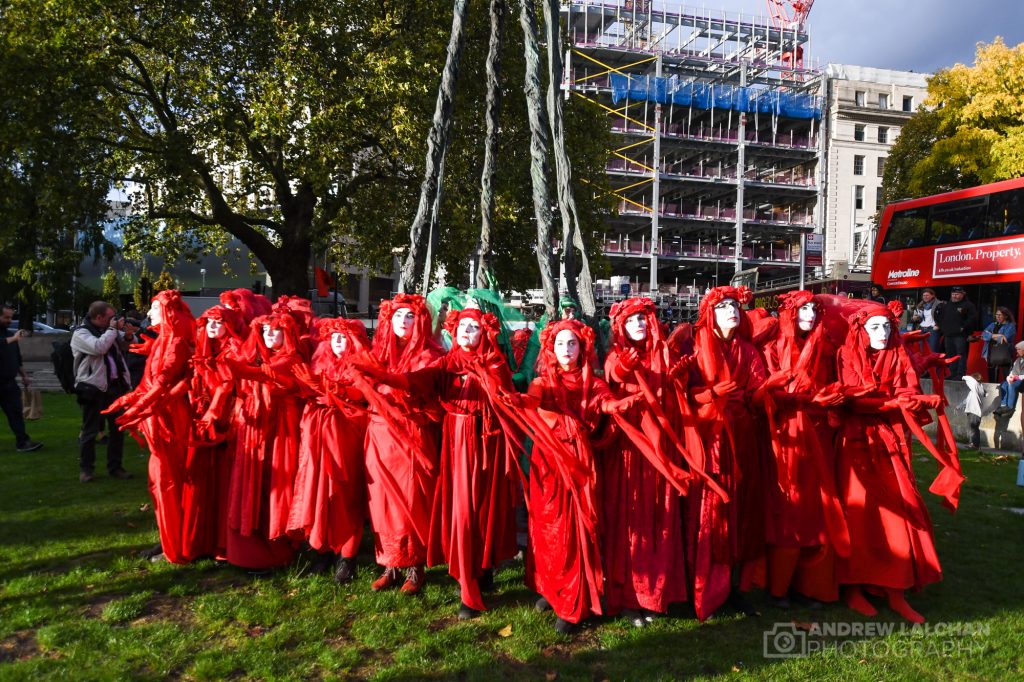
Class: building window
878,126,889,143
877,156,886,177
903,95,914,112
855,90,865,107
854,155,865,175
854,124,865,141
855,185,864,210
879,93,889,109
875,189,883,211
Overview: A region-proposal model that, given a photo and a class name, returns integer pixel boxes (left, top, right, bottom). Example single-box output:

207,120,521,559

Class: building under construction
561,0,824,307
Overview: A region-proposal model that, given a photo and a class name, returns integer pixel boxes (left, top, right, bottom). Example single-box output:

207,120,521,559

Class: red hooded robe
287,318,370,557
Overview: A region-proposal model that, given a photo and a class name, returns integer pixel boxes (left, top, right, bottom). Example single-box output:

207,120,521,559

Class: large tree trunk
476,0,505,291
519,0,558,319
399,0,470,294
541,0,596,317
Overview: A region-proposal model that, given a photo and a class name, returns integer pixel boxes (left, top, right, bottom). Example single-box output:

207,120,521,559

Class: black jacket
934,298,979,337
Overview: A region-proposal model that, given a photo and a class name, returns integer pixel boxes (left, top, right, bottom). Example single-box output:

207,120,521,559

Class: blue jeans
1000,378,1023,409
921,327,942,354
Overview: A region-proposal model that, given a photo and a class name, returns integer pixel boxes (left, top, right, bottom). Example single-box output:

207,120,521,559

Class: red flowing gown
602,349,689,614
525,371,610,624
835,347,942,592
762,335,848,601
287,377,367,557
687,335,767,620
414,354,519,611
138,334,193,564
364,346,444,568
226,353,302,569
182,342,241,561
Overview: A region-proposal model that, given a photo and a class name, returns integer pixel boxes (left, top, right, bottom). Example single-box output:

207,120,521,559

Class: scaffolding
563,0,825,300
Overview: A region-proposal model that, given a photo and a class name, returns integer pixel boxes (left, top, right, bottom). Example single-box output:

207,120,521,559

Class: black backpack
51,339,77,394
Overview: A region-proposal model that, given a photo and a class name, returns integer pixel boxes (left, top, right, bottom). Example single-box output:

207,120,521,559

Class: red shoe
399,566,425,595
371,567,401,591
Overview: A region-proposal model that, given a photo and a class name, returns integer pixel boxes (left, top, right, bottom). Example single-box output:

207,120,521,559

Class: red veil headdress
372,293,445,372
694,285,753,383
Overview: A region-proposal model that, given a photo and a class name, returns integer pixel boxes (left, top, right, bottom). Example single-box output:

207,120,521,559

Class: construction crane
766,0,814,69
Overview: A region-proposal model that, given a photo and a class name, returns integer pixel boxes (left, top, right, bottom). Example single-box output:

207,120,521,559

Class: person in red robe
760,291,850,605
502,319,633,633
183,304,249,561
372,308,521,618
106,290,196,564
288,318,370,583
350,294,445,595
687,286,774,620
222,313,305,570
219,288,273,325
834,299,963,623
602,297,707,626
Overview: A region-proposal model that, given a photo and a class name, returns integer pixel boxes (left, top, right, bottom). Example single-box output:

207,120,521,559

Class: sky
694,0,1024,74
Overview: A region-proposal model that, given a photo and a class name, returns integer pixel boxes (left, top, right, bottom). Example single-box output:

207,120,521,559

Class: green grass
1,396,1023,680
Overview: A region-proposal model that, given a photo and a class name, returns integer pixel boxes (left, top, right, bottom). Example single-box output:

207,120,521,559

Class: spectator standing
912,288,943,353
934,286,978,381
868,284,887,304
71,301,133,482
994,341,1024,416
121,313,156,390
0,305,43,452
982,307,1017,383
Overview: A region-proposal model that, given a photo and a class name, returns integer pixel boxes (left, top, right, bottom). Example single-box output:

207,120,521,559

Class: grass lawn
1,395,1023,681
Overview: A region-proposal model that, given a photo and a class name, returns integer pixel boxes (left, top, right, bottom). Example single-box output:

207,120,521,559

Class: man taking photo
71,301,133,482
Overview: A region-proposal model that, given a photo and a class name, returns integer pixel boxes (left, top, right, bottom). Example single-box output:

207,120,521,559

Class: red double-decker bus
872,177,1024,333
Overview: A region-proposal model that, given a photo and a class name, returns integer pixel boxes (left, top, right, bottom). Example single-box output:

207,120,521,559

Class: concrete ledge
16,333,71,362
922,378,1022,451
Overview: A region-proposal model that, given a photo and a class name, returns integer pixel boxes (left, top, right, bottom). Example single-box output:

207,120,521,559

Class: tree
3,0,455,297
884,38,1024,204
102,268,121,307
152,270,176,294
133,264,152,311
0,14,114,321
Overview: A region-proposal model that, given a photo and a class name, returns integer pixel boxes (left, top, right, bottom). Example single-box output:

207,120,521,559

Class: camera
763,622,807,658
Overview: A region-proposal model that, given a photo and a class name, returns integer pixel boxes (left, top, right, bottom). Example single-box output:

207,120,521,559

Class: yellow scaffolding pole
573,91,655,133
615,177,654,193
580,177,651,213
611,151,655,174
615,137,655,153
572,50,656,79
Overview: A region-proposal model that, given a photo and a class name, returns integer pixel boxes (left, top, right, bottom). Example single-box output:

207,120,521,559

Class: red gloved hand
712,379,737,397
618,348,640,373
601,393,642,414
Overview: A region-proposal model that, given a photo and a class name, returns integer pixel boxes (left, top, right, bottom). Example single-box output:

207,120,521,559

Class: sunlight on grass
1,396,1023,680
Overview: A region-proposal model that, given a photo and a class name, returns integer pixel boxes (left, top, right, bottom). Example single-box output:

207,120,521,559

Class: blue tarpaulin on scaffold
608,74,822,119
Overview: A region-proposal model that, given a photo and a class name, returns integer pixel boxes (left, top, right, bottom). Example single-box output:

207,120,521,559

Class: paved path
23,362,66,394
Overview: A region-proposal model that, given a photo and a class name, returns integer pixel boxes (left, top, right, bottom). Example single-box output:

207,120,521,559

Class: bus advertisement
872,176,1024,333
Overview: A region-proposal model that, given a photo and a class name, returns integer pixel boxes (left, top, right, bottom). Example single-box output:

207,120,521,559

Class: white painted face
263,324,284,349
330,332,348,356
797,302,817,332
865,315,891,351
714,298,740,332
206,318,226,340
391,307,415,339
554,329,581,369
624,312,648,342
455,317,482,350
149,299,164,326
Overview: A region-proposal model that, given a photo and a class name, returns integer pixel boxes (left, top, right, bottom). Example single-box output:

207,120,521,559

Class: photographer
70,301,133,482
0,304,43,452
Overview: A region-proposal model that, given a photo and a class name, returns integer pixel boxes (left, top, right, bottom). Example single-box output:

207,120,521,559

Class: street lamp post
200,268,207,292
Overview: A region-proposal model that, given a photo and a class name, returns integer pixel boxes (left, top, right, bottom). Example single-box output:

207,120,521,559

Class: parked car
7,320,65,334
